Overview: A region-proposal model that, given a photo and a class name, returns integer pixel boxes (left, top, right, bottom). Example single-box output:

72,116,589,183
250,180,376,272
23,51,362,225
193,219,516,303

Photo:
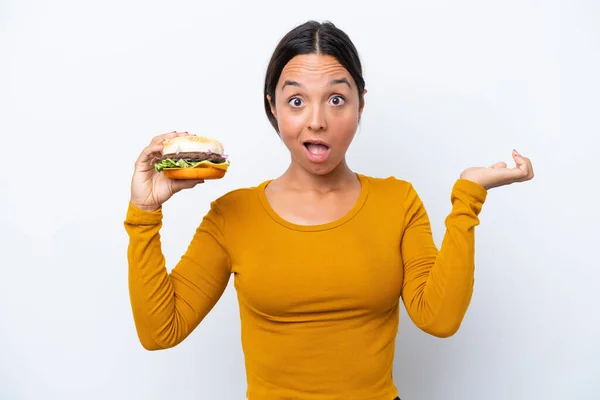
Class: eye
330,96,345,106
288,97,303,107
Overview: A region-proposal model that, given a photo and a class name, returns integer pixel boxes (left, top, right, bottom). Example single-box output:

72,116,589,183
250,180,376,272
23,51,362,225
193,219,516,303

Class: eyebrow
281,78,352,90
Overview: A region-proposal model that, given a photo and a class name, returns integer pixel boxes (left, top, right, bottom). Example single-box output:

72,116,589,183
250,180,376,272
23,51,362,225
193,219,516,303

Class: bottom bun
163,167,226,180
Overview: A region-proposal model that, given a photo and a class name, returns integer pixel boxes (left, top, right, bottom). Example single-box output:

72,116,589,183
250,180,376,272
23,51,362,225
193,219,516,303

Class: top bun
162,135,225,155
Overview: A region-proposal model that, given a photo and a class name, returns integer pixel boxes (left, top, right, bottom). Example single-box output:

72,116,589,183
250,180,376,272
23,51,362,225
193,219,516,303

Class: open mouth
303,141,330,155
302,140,330,162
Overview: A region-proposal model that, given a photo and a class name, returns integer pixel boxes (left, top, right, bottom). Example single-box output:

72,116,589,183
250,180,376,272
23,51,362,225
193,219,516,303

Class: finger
150,131,175,145
139,131,189,165
150,130,189,146
512,149,532,169
492,167,525,185
136,142,164,165
512,151,534,179
518,153,534,179
507,158,530,182
171,179,204,192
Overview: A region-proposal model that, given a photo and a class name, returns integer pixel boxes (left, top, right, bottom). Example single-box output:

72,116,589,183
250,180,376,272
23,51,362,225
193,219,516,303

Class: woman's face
268,53,365,176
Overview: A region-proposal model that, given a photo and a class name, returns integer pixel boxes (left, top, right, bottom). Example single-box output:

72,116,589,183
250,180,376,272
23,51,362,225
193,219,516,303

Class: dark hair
263,20,366,133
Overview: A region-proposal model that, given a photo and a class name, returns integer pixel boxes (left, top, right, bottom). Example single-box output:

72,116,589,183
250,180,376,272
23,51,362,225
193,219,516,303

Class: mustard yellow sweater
124,174,487,400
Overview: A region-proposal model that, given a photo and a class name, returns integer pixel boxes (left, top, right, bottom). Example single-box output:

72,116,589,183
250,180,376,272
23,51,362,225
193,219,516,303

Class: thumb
490,161,507,169
171,179,204,192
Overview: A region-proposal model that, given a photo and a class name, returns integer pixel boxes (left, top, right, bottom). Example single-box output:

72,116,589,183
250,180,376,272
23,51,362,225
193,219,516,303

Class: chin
297,156,347,176
306,165,336,176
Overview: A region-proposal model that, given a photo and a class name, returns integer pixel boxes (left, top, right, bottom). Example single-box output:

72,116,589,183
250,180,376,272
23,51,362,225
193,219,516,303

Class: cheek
330,110,359,140
276,109,305,138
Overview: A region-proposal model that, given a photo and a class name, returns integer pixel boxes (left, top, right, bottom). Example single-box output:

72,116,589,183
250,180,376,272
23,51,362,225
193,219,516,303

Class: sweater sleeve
399,178,487,338
123,200,231,350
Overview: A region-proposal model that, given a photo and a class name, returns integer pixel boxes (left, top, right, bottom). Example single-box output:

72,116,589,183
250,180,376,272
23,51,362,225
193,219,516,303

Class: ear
266,94,277,119
358,88,367,117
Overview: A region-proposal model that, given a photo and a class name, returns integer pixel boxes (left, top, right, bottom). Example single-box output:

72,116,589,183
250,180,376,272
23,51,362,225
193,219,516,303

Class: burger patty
157,151,227,163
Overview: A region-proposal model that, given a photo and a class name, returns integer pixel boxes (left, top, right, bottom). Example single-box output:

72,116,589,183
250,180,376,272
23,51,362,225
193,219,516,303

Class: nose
308,104,327,131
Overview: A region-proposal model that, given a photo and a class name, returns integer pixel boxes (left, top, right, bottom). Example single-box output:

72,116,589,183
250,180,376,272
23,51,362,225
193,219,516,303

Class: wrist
459,174,488,190
129,201,161,213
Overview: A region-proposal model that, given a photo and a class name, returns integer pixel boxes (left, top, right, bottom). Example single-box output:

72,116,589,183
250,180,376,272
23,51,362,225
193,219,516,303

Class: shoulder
208,180,267,216
359,174,426,217
360,174,419,199
356,174,427,226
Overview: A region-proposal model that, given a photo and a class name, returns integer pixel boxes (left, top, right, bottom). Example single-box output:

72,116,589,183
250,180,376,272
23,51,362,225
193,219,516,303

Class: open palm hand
460,149,534,190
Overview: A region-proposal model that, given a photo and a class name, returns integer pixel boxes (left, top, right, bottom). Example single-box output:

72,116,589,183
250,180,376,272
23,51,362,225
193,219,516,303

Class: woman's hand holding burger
130,131,204,212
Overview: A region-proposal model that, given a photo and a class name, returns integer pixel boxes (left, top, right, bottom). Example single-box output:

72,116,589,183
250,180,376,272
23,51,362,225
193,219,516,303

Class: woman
124,21,534,400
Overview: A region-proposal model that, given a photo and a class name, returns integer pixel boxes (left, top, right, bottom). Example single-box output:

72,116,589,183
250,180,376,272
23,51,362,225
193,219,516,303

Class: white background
1,0,598,399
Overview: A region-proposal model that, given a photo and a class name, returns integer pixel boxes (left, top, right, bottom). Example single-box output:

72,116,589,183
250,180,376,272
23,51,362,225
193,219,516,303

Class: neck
278,158,358,193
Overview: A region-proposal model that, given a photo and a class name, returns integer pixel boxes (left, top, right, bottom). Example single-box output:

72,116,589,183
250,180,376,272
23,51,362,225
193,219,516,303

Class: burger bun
162,135,225,155
163,167,226,180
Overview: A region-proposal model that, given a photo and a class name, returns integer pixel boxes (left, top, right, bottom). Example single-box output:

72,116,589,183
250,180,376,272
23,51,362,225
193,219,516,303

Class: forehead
278,54,353,88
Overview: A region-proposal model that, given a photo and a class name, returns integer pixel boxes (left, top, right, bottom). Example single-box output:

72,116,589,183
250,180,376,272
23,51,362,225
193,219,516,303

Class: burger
153,135,230,180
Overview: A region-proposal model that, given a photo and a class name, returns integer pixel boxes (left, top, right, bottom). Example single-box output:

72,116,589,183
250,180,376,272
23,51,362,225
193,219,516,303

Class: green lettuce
154,158,201,172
